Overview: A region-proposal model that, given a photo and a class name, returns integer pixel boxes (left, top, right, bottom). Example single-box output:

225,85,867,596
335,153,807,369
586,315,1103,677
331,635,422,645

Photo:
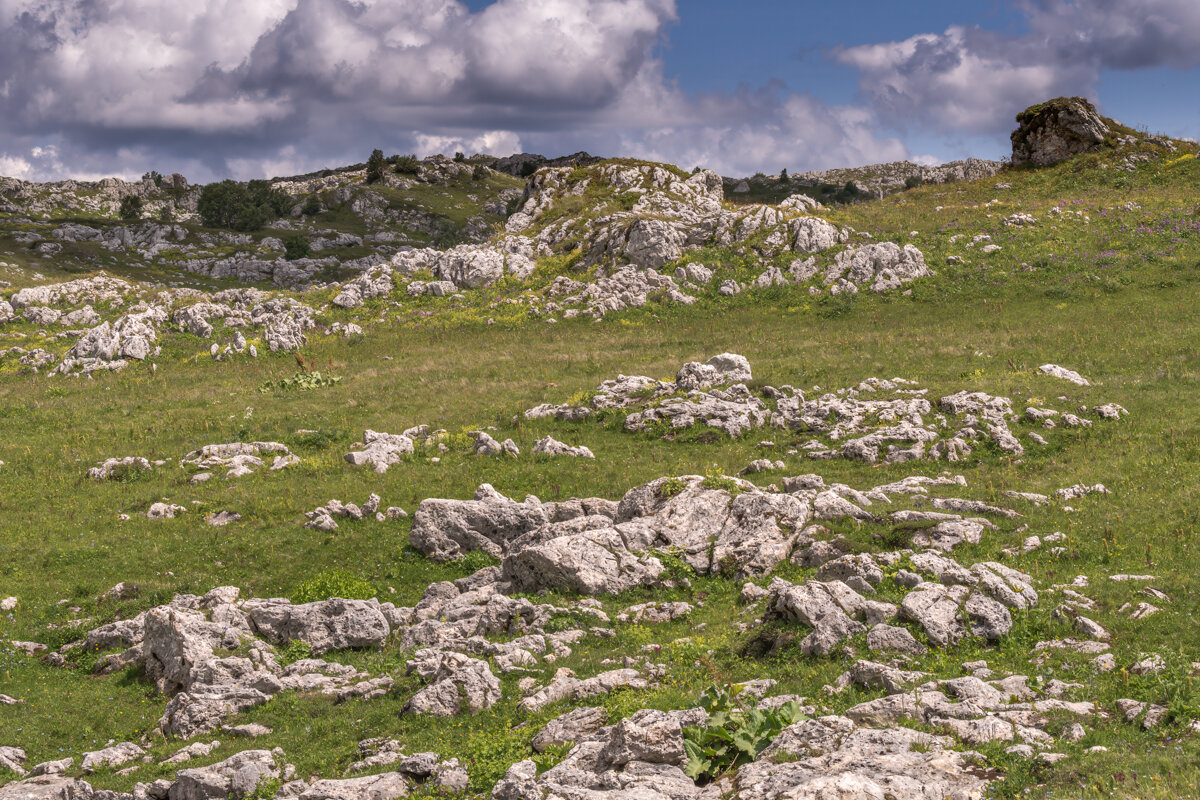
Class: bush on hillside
118,195,143,220
197,179,289,231
283,234,310,261
393,155,420,175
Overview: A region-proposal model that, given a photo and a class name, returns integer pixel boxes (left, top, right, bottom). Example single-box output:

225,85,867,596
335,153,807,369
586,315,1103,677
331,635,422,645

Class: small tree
158,204,174,223
283,235,310,261
119,195,143,220
453,151,466,163
142,170,163,187
471,164,487,181
780,167,788,182
365,149,386,184
302,195,321,216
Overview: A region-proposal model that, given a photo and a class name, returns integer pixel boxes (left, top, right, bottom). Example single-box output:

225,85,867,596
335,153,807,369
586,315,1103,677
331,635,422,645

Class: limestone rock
532,707,608,753
249,599,389,655
1012,97,1110,167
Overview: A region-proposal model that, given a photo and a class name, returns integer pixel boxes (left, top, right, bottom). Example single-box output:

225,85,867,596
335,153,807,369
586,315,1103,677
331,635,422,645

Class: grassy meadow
1,146,1200,798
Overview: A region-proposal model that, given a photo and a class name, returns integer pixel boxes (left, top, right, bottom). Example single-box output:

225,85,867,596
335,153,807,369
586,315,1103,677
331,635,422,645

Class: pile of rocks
0,275,319,376
0,744,467,800
303,494,407,531
181,442,298,481
524,355,1126,463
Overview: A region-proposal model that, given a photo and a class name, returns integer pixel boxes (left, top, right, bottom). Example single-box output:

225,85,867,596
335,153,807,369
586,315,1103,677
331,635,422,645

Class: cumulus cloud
1022,0,1200,70
414,131,524,160
0,0,920,181
838,0,1200,135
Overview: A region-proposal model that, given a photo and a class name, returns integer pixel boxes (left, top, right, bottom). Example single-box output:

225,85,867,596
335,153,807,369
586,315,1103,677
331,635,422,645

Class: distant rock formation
1011,97,1111,167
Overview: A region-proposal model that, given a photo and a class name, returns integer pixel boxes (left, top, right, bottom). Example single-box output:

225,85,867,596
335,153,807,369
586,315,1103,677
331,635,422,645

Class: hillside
1,98,1200,800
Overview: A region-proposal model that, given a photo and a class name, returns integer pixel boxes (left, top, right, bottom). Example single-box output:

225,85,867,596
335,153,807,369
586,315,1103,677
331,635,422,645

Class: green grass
2,142,1200,798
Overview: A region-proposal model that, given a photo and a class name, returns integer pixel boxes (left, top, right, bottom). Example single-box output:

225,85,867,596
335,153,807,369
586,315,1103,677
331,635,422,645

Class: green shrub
245,778,282,800
279,639,312,666
302,195,321,216
283,235,310,261
118,195,143,220
198,179,289,231
701,467,743,495
394,155,420,175
293,569,376,604
655,477,689,499
683,684,807,783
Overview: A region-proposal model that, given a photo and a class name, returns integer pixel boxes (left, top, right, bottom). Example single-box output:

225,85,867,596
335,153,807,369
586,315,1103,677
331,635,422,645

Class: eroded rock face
333,266,394,309
1011,97,1110,167
532,707,608,753
409,484,550,562
391,238,539,289
248,599,391,654
825,243,930,293
169,750,279,800
300,773,410,800
0,775,96,800
734,720,989,800
403,650,502,716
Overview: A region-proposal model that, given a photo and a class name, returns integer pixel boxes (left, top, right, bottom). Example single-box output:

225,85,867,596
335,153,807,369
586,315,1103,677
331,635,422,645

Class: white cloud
414,130,524,158
837,26,1089,134
837,0,1200,137
0,0,920,180
0,152,31,178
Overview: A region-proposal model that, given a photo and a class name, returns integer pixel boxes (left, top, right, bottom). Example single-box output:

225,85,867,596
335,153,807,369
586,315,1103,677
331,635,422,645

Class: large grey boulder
1011,97,1110,167
532,707,608,753
734,723,987,800
344,430,414,474
409,484,549,562
787,216,846,253
600,710,688,768
80,742,143,773
169,750,279,800
264,316,306,352
623,218,686,269
501,521,665,595
248,599,389,654
532,436,594,459
674,352,752,391
0,776,95,800
143,607,243,694
403,650,501,716
899,584,970,647
520,669,650,713
299,773,409,800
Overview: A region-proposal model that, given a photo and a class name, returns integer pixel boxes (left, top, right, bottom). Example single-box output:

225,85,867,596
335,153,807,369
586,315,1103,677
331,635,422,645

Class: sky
0,0,1198,183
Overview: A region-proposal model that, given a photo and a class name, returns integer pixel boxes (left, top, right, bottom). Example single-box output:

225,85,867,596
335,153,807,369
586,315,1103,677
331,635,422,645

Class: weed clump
293,569,376,604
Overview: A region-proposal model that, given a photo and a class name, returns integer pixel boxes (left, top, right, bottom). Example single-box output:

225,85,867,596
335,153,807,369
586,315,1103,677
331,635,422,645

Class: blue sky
651,1,1199,162
0,0,1198,181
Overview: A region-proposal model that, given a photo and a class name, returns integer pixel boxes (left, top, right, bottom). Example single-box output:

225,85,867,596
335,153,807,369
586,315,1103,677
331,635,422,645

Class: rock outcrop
1011,97,1110,167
